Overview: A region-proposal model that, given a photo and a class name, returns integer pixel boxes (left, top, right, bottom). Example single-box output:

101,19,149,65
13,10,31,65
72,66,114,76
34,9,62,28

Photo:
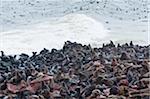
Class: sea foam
0,14,108,55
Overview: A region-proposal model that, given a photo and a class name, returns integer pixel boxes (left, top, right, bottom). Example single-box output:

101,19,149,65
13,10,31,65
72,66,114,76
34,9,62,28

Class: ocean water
0,0,149,55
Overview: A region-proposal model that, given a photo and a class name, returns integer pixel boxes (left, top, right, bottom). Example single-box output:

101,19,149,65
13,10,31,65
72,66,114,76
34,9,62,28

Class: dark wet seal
0,41,149,98
105,21,109,24
110,86,119,95
83,85,95,97
120,52,130,60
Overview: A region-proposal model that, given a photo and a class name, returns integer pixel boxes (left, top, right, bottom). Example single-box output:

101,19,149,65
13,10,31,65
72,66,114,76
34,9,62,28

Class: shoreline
1,40,149,56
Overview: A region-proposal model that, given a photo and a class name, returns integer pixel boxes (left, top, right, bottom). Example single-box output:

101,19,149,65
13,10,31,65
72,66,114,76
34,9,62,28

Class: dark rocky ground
0,41,149,99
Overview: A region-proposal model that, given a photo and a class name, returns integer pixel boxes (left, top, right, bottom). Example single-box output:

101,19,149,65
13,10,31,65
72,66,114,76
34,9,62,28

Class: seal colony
0,41,149,99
